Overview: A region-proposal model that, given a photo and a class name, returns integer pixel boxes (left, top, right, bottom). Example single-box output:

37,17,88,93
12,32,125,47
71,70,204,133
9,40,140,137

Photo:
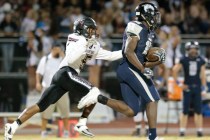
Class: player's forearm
172,64,182,82
108,50,122,61
201,77,206,87
172,67,178,81
36,73,42,84
201,67,207,86
96,49,122,61
159,64,167,82
144,61,162,68
125,36,144,72
126,52,144,72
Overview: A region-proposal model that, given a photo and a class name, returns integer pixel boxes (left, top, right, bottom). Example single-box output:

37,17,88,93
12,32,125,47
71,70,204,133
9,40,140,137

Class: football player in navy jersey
78,2,165,140
115,3,165,140
173,41,207,137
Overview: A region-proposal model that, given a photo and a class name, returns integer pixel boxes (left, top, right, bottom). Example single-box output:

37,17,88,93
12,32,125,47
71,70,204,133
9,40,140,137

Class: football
146,47,164,62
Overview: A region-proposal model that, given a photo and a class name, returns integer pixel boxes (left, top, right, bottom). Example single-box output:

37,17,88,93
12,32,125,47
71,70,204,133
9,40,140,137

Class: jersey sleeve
36,56,46,75
126,22,143,39
176,57,184,65
200,56,206,65
96,48,122,61
65,35,86,64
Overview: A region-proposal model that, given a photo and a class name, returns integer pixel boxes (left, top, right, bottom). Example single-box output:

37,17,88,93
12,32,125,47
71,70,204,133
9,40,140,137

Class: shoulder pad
199,56,207,63
126,22,143,39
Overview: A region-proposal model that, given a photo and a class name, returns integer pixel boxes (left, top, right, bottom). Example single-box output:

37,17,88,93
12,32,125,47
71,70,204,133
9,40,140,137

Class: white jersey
164,38,182,68
59,33,122,73
36,53,63,87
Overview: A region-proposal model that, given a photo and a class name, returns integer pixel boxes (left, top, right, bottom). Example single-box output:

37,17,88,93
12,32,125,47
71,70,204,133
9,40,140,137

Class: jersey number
189,61,197,76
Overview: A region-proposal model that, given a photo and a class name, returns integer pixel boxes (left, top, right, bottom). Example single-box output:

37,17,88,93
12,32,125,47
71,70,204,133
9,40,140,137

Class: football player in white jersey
4,17,123,140
77,2,165,140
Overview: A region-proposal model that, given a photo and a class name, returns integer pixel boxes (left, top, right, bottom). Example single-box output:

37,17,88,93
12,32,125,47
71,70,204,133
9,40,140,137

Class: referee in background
36,42,70,138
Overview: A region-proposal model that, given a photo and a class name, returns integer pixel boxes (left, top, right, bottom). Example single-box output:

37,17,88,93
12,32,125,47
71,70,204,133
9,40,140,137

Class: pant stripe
128,68,155,102
68,72,92,89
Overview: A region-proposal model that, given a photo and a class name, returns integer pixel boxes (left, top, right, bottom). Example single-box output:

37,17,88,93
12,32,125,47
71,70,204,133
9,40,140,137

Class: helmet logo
79,20,84,25
143,4,155,15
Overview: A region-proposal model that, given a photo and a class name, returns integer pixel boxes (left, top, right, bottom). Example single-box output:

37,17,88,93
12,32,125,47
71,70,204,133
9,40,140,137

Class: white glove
143,68,154,79
86,37,98,57
86,36,97,47
201,85,208,95
153,48,166,63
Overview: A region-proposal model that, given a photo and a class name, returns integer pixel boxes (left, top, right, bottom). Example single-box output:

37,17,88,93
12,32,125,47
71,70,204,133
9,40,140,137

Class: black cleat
197,131,203,137
179,132,185,137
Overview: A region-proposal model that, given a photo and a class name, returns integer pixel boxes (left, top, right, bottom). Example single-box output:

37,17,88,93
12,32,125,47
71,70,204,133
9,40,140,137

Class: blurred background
0,0,210,137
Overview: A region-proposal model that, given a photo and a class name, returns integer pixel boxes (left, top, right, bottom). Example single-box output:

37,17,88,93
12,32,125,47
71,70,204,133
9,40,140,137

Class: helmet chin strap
141,15,153,31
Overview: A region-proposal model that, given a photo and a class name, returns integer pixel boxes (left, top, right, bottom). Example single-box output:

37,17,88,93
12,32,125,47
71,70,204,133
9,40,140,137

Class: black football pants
37,66,93,112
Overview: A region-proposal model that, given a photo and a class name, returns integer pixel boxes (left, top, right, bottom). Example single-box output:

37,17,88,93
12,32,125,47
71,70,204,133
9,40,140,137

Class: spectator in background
59,8,73,33
162,26,181,77
159,26,172,78
111,10,126,70
20,9,38,36
26,30,43,94
39,0,51,10
98,9,113,38
36,10,51,32
199,5,209,34
35,28,52,55
169,0,185,32
70,6,84,25
0,2,12,24
0,12,18,72
170,26,182,62
51,5,65,34
163,12,174,26
173,41,207,137
105,0,124,11
112,11,126,35
82,0,93,17
36,42,70,138
183,4,209,34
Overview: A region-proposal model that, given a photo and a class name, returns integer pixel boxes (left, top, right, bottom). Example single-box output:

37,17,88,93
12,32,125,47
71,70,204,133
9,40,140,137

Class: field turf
1,135,210,140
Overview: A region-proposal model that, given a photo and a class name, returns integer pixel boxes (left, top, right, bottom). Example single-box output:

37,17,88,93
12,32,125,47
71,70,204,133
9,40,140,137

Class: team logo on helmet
135,2,161,31
73,17,97,38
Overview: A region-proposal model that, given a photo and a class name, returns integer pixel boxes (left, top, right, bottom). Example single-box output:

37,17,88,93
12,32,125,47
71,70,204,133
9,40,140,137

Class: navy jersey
122,21,149,72
180,56,205,85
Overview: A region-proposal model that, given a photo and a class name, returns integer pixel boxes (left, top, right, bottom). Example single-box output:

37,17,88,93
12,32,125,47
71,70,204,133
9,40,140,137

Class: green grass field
1,135,210,140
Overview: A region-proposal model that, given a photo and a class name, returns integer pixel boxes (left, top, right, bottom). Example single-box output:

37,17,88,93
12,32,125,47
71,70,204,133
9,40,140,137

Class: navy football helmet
185,41,200,50
185,41,200,57
135,2,161,31
73,17,97,38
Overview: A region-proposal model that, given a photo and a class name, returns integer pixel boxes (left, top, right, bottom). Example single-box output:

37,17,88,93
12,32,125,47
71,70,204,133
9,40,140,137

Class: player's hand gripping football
143,68,154,79
153,48,166,63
